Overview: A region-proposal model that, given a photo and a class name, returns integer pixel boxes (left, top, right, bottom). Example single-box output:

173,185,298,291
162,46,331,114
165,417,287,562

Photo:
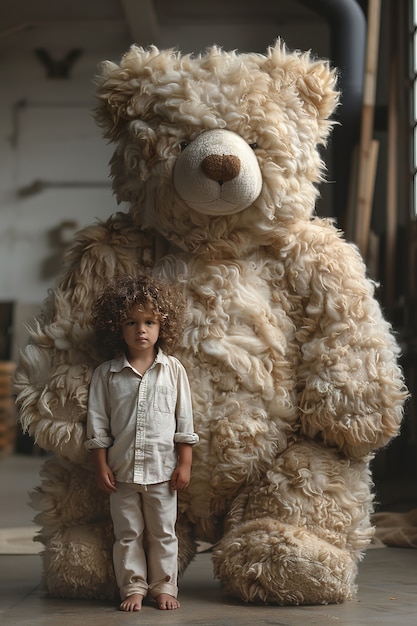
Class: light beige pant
110,481,178,601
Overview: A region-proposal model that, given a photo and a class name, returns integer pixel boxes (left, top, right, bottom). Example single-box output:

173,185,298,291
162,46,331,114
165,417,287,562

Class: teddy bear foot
41,525,117,600
212,518,357,605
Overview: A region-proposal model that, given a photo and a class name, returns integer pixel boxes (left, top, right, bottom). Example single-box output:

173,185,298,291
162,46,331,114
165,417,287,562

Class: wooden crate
0,361,17,459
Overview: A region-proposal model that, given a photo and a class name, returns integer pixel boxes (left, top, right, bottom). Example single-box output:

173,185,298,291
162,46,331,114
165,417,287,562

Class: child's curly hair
91,274,186,357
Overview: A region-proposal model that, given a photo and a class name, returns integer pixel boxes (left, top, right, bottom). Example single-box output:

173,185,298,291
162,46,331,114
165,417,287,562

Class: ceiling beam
119,0,160,46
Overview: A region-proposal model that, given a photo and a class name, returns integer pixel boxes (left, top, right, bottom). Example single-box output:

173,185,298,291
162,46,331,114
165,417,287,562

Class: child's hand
170,463,191,491
95,466,117,493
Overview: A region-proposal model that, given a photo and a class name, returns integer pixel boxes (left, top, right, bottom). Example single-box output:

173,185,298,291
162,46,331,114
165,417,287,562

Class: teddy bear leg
176,512,198,575
30,456,117,599
212,441,374,605
41,524,117,600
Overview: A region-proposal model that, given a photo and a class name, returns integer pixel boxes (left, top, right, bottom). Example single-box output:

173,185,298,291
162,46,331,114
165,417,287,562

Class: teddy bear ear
93,45,163,140
265,40,340,140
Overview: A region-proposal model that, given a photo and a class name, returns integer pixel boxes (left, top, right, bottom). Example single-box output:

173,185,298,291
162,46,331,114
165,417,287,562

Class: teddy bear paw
212,518,357,605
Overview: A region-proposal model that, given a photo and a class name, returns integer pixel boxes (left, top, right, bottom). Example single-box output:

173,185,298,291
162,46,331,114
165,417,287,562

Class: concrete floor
1,453,417,626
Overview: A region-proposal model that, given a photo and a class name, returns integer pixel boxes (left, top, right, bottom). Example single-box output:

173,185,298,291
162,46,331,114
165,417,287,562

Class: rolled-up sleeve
174,360,199,446
174,432,199,445
85,365,114,450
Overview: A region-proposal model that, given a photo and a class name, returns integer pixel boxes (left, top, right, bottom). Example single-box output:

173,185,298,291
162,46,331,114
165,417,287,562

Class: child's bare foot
120,593,143,611
155,593,180,610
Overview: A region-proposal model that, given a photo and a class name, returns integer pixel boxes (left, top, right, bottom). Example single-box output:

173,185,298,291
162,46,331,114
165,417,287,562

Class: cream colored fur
14,41,407,605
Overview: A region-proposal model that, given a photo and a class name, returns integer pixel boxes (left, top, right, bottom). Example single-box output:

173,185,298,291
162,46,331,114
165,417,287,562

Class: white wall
0,19,131,306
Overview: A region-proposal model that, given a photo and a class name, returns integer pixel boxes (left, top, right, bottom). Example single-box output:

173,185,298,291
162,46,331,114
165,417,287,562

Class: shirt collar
109,348,168,373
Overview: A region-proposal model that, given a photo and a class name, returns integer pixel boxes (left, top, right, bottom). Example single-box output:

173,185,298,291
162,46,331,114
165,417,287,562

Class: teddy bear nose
201,154,241,185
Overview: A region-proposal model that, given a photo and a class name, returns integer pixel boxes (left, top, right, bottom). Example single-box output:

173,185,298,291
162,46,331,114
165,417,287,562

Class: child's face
121,306,160,357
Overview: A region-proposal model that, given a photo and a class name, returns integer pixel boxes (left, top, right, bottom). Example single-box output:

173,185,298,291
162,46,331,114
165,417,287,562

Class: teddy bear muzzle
173,129,262,216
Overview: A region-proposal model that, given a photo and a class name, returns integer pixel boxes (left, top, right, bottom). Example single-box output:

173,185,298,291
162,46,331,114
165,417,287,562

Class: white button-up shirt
85,350,198,485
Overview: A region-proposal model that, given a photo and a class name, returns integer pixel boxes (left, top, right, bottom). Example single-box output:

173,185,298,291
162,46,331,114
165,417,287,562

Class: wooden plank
345,146,359,241
353,0,382,258
120,0,160,46
384,0,400,314
363,140,380,269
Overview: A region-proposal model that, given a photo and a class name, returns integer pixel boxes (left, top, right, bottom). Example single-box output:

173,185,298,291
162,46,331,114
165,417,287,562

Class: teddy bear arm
14,335,92,462
295,244,407,459
299,299,407,458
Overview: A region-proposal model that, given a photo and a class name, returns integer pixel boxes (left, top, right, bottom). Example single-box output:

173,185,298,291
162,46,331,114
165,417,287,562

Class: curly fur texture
14,41,407,605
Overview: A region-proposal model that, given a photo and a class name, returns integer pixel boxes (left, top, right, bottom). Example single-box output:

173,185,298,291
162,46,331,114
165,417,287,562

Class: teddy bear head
95,41,338,254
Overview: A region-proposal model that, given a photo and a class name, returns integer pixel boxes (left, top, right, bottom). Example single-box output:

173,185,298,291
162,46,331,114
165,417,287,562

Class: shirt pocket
153,385,176,414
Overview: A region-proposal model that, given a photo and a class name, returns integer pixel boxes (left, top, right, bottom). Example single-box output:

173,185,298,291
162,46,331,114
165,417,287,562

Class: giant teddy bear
14,41,407,605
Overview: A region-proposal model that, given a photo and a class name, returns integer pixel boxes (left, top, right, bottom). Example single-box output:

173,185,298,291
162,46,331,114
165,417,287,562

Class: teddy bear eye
179,141,189,151
249,142,258,150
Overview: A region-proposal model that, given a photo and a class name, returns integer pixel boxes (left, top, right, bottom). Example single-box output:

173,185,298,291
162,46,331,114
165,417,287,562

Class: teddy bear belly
157,254,301,523
183,365,299,528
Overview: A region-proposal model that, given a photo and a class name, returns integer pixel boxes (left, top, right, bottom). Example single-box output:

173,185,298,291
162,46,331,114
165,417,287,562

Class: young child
85,274,198,612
